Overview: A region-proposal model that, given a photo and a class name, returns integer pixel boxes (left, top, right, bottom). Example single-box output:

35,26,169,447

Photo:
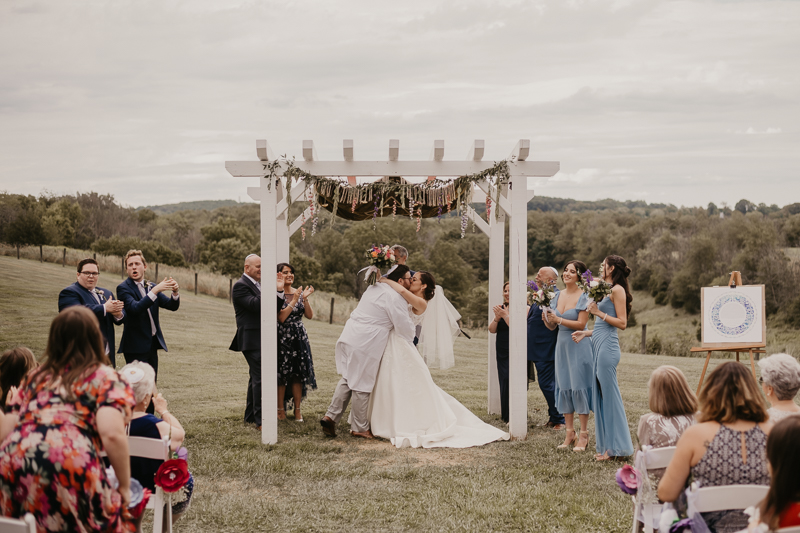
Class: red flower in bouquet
154,459,190,493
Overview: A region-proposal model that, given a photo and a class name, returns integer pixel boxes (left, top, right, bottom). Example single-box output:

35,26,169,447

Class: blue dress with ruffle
550,292,593,415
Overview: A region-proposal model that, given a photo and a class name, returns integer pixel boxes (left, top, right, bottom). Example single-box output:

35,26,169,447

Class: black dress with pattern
278,294,317,396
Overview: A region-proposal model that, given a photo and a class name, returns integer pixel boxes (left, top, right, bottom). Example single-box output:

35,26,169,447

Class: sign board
701,285,766,347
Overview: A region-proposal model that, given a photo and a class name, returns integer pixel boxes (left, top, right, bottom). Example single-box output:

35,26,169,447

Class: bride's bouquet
527,280,556,309
361,244,397,285
577,269,612,303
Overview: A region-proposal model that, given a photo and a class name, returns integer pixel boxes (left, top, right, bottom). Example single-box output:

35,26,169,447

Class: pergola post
487,188,505,416
252,175,279,444
275,184,290,263
507,174,528,440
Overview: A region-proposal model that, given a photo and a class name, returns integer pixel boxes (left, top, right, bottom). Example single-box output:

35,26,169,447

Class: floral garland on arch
264,158,511,238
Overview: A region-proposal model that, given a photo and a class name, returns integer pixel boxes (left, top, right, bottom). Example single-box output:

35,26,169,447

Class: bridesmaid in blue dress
544,260,594,452
573,255,634,460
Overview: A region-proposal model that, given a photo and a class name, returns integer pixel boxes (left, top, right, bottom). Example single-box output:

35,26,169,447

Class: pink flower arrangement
615,465,640,495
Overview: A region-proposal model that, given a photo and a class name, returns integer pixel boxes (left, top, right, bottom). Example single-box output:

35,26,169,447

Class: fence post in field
62,248,66,267
329,297,335,324
228,278,232,302
155,263,159,279
16,245,19,259
93,253,96,260
39,245,42,262
195,272,199,296
641,324,647,354
121,258,125,279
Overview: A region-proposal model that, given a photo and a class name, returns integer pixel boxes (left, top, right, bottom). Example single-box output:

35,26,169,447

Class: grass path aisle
0,256,742,532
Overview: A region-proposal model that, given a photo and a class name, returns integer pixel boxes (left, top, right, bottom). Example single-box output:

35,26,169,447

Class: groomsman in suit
58,258,125,363
117,250,180,412
527,266,565,430
229,254,288,429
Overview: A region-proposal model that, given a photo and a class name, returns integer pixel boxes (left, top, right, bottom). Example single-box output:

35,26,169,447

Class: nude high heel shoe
557,429,577,449
573,431,590,452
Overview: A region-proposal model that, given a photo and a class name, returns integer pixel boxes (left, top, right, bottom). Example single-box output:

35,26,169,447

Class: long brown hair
562,260,587,285
760,416,800,530
696,362,768,424
648,366,697,417
604,255,633,316
27,306,110,400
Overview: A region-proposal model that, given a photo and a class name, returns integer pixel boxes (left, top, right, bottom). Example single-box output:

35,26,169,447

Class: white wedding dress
368,306,510,448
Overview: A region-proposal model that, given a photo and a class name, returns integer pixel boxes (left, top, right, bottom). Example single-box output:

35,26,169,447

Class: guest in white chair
658,362,772,533
120,361,192,532
757,353,800,423
638,366,697,478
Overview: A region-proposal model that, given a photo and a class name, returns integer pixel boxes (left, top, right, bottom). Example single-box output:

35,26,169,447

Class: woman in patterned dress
277,263,316,422
658,362,772,533
0,306,135,532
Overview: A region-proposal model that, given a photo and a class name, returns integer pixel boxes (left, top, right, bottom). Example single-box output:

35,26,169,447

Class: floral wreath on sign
263,157,513,238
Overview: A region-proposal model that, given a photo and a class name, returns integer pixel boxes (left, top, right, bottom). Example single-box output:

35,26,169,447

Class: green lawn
0,255,780,532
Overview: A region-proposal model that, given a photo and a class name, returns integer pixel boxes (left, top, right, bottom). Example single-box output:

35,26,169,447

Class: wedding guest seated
755,416,800,530
0,306,135,532
757,353,800,423
637,365,697,480
658,362,771,533
0,346,37,413
120,361,193,530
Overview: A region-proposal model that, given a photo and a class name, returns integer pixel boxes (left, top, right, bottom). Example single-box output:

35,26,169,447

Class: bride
368,271,510,448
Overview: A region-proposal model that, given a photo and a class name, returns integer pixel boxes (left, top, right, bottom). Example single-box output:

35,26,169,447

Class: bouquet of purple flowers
527,280,557,309
577,270,612,303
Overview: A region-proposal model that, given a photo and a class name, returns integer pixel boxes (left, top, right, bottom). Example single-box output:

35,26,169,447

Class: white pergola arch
225,139,560,444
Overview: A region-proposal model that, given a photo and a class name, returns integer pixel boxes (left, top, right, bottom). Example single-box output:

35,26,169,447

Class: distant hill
137,199,247,215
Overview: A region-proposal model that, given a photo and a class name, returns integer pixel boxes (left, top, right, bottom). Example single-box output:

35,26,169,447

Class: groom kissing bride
321,265,509,448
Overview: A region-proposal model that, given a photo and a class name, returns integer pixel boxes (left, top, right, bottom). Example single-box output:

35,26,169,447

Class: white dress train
368,307,510,448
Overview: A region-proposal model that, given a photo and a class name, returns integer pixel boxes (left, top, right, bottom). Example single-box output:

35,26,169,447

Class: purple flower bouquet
527,280,557,309
577,270,612,303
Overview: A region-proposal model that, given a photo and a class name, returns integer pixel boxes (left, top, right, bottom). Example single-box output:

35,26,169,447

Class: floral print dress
278,294,317,397
0,365,135,532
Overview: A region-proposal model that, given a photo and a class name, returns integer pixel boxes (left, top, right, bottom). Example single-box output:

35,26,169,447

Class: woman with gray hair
758,353,800,422
120,361,193,530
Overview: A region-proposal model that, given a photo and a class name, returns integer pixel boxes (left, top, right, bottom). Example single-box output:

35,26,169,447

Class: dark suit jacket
229,275,269,353
527,288,559,362
116,277,180,354
58,282,124,357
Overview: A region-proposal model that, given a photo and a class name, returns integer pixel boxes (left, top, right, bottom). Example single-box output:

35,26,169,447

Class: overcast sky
1,0,797,209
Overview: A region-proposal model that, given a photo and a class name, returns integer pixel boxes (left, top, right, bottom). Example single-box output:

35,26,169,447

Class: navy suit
58,282,124,362
527,293,564,425
116,277,180,385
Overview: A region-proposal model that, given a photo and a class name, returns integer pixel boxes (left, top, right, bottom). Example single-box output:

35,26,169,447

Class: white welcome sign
701,285,766,347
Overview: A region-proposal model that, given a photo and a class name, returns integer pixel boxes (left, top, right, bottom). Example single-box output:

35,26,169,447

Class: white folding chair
631,446,677,533
128,436,173,533
687,483,769,514
0,513,36,533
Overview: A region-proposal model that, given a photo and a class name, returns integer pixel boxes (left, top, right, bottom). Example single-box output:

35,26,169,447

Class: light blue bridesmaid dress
550,292,593,415
592,296,634,457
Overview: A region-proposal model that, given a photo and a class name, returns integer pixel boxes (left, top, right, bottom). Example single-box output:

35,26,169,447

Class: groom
321,265,415,438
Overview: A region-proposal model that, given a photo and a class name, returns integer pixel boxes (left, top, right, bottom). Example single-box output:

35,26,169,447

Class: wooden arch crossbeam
225,139,560,445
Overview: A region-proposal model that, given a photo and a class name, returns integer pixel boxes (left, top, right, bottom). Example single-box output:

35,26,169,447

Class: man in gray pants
321,265,415,438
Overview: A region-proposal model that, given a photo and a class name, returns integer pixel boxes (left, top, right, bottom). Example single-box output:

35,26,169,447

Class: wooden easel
693,272,765,395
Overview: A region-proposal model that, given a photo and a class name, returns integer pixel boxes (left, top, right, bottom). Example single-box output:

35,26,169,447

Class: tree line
2,191,799,327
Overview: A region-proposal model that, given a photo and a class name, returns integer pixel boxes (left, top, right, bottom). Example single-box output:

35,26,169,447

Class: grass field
0,255,794,532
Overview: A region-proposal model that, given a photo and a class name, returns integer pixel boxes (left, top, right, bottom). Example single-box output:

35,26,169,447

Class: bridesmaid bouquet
527,280,556,308
578,270,612,303
361,244,397,285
